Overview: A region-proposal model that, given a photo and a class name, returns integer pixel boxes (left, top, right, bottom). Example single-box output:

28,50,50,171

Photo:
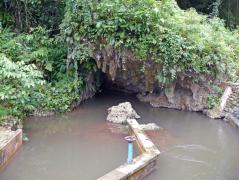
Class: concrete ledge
226,114,239,128
0,129,22,169
98,119,160,180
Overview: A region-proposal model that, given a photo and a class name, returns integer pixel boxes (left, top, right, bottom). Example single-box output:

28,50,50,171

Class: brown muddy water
0,91,239,180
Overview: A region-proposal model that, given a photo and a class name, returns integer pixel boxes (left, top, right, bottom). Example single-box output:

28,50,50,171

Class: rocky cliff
93,45,222,112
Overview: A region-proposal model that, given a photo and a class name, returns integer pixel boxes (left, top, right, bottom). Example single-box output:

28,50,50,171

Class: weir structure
98,119,160,180
0,129,22,170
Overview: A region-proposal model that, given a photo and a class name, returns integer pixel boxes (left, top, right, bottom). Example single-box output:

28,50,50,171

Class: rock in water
107,102,140,124
140,123,161,131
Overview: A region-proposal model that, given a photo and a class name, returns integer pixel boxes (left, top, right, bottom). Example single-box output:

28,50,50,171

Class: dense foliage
0,27,86,118
177,0,239,29
0,0,65,31
0,53,44,115
0,28,66,80
61,0,239,84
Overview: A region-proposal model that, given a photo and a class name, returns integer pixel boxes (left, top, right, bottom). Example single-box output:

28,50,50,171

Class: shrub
0,27,67,81
38,76,84,112
0,53,45,115
0,28,85,117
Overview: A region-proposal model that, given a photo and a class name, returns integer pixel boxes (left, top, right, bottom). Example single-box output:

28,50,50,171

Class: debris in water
22,133,29,142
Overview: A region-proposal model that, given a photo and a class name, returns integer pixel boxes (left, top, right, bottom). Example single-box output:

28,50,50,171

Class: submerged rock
32,110,55,117
107,123,129,134
106,102,160,131
140,123,161,131
107,102,140,124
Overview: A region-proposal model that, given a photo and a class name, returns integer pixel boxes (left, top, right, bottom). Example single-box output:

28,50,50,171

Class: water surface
1,91,239,180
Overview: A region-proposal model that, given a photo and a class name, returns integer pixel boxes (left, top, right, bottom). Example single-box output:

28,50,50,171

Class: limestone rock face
137,76,212,111
107,102,140,124
94,45,223,113
94,46,158,93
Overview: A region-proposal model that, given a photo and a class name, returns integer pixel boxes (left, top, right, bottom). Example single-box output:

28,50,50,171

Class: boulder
107,102,140,124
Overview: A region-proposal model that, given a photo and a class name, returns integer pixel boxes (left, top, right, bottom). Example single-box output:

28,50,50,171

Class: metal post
125,136,136,164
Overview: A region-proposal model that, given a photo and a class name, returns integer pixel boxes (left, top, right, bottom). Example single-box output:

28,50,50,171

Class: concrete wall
0,129,22,170
98,119,160,180
223,82,239,127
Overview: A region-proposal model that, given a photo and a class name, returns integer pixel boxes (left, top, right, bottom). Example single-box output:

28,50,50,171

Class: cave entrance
96,69,136,94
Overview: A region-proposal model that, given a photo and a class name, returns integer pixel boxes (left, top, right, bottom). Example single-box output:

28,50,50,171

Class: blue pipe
127,141,134,164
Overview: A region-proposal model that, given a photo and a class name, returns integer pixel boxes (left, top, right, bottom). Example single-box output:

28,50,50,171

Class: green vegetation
177,0,239,29
62,0,239,84
0,106,11,125
0,106,11,118
0,0,238,122
207,95,220,109
0,27,87,120
0,53,44,115
207,85,223,109
0,0,65,31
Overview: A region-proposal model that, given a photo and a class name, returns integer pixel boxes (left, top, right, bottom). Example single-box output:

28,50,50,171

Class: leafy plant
207,95,220,109
207,84,224,109
0,28,67,81
38,75,84,112
0,106,12,125
0,53,45,115
0,106,11,118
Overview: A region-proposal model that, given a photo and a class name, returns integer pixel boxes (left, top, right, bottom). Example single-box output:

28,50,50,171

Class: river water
0,91,239,180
